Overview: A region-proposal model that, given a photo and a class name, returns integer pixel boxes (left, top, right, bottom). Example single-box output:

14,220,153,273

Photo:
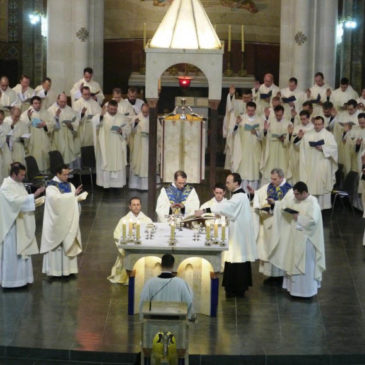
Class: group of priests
0,68,150,190
109,169,325,299
224,72,365,211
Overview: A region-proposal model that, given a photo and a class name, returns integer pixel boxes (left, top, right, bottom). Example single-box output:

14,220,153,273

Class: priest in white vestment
4,107,28,165
48,93,80,166
231,101,264,190
250,168,292,279
12,75,35,112
35,77,57,110
110,88,135,117
223,86,253,170
40,165,85,277
357,89,365,110
335,99,359,169
73,86,101,147
139,254,194,320
330,78,359,112
70,67,104,106
20,96,54,172
306,72,332,115
252,73,280,115
0,163,44,287
108,197,153,284
320,102,338,131
92,100,131,188
197,173,257,297
125,87,144,115
200,183,227,225
300,116,338,210
279,77,306,116
0,111,12,183
261,105,291,183
156,170,200,222
287,110,314,184
129,103,149,190
0,76,20,113
270,182,325,297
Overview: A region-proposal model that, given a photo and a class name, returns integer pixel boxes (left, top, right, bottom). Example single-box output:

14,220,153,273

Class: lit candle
228,25,231,52
206,221,211,240
221,222,226,241
143,22,146,48
136,221,140,240
128,219,133,237
214,220,218,239
170,222,175,240
241,25,245,52
122,220,126,241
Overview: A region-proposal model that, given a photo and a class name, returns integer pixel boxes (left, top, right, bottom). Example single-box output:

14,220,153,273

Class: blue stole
165,184,193,205
47,180,72,193
267,181,291,201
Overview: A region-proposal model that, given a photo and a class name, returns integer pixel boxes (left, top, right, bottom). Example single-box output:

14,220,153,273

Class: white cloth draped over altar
160,114,205,183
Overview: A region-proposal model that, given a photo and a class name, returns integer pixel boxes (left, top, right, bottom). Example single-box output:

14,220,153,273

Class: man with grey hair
247,168,292,282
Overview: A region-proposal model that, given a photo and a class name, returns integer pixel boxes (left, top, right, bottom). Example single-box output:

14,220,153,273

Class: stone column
292,0,312,90
208,100,220,189
147,98,159,220
316,0,338,87
72,0,90,84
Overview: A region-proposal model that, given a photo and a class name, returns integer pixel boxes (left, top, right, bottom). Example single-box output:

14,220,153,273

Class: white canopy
150,0,222,50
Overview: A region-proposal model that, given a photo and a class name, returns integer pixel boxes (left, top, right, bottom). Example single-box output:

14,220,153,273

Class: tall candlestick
122,220,126,241
206,221,211,240
241,25,245,52
221,222,226,241
143,22,146,48
228,25,231,52
136,221,140,240
128,219,133,237
170,222,175,240
214,220,218,239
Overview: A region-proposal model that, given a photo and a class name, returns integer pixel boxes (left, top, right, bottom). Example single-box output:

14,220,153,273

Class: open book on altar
181,213,215,228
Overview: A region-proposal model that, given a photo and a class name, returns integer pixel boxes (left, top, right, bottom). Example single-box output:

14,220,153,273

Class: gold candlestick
224,51,233,77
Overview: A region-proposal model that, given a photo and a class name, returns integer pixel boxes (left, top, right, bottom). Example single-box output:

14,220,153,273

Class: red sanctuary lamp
177,75,192,88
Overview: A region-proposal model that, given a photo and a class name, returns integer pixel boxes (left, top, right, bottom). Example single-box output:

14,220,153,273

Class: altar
122,223,228,317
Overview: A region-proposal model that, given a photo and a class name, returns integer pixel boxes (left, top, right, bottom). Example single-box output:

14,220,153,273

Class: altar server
129,103,150,190
108,196,153,284
156,170,200,222
300,116,338,210
70,67,104,106
0,162,44,288
271,182,325,298
93,100,131,188
139,254,194,319
40,164,85,277
198,173,257,297
20,96,54,172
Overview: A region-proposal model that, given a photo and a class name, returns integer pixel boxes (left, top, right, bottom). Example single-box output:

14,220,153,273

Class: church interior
1,0,365,364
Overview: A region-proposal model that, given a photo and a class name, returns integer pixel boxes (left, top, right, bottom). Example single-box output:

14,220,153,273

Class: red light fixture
178,76,192,88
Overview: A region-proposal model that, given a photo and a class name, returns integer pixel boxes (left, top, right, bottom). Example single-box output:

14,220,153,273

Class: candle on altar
128,219,133,237
206,221,211,240
241,24,245,52
214,220,219,239
228,24,231,52
170,222,176,240
143,22,146,48
221,222,226,241
136,221,140,240
122,220,126,241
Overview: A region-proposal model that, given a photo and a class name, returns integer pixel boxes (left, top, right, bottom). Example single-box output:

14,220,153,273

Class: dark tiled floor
1,178,365,364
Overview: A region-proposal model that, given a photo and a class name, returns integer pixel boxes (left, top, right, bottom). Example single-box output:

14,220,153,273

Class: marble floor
1,179,365,365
